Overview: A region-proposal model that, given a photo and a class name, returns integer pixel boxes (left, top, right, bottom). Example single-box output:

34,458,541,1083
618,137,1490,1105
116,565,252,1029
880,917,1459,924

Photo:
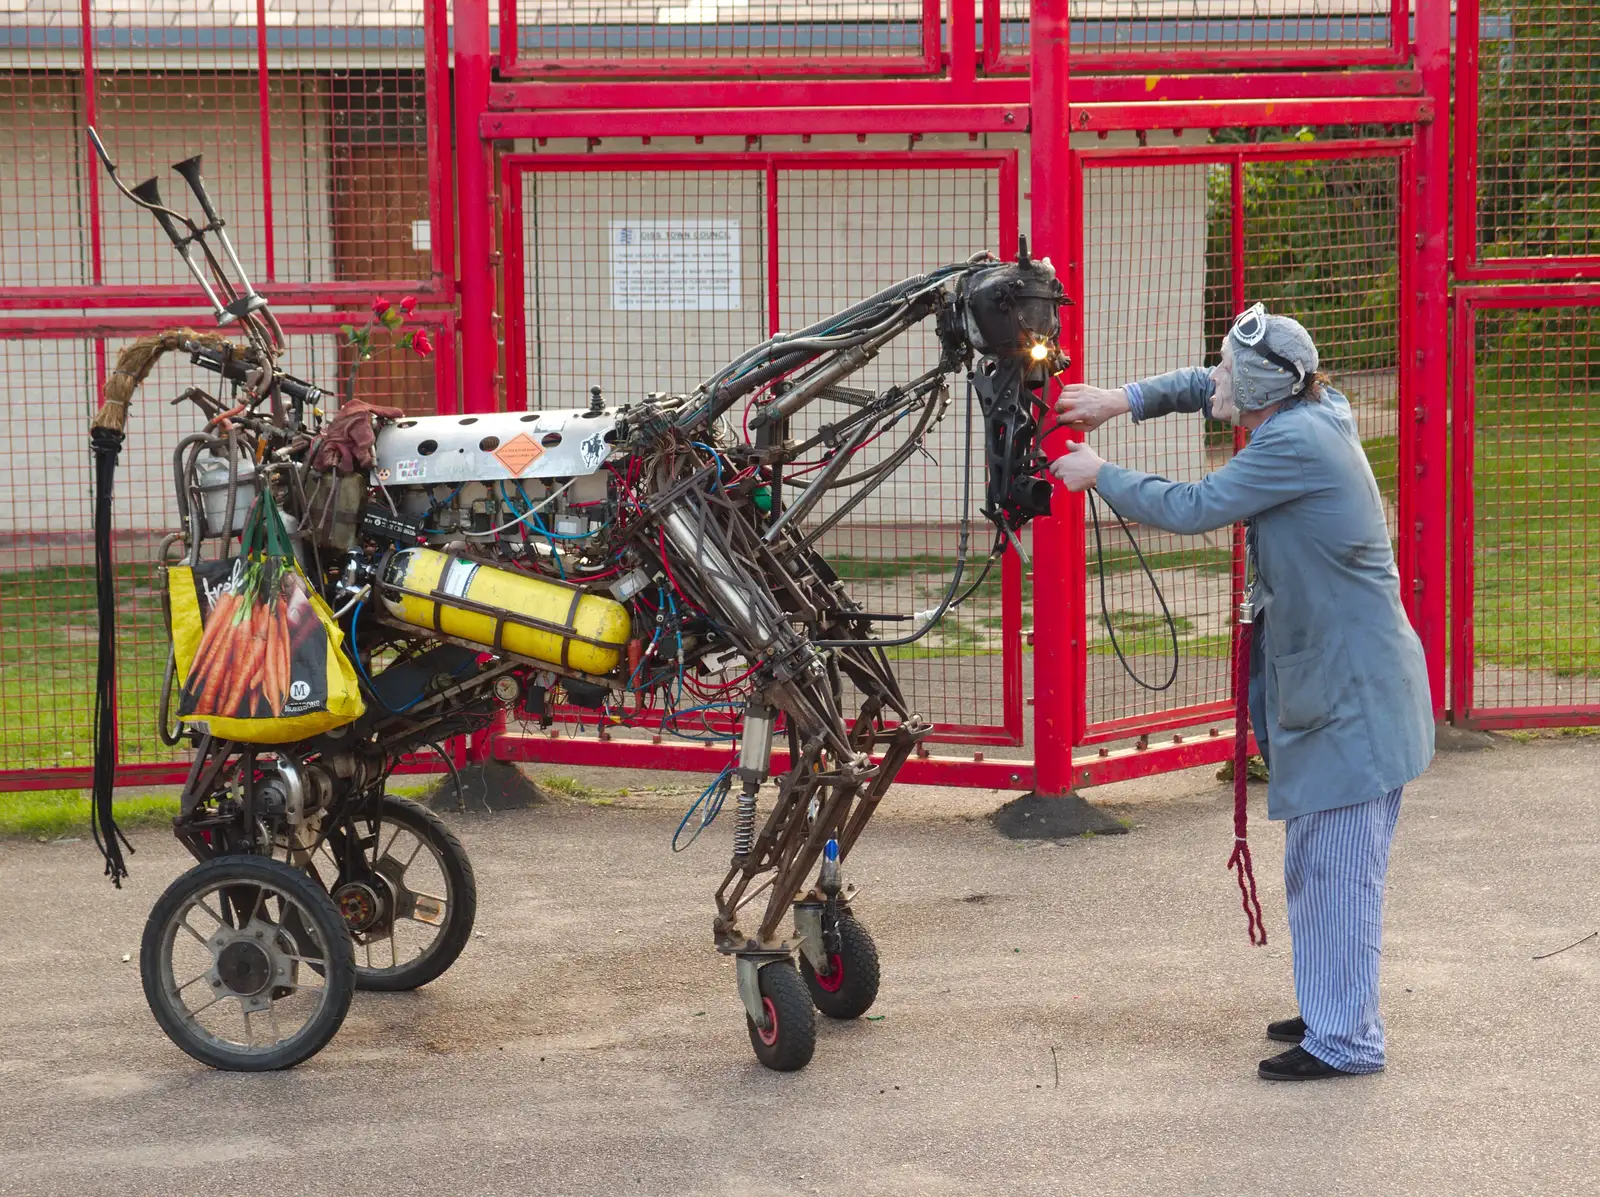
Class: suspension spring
732,788,758,858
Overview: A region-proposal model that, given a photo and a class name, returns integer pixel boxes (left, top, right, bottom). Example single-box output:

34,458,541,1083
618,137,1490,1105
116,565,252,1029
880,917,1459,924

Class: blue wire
352,599,474,715
672,764,735,852
627,626,662,691
692,442,725,491
351,600,423,714
660,700,744,743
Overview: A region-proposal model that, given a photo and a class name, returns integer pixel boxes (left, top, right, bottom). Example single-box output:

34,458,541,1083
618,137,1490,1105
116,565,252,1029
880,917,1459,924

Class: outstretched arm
1056,366,1217,431
1052,420,1314,536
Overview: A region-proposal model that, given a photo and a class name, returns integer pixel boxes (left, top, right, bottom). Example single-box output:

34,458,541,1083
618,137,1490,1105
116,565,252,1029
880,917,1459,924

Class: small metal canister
194,454,259,537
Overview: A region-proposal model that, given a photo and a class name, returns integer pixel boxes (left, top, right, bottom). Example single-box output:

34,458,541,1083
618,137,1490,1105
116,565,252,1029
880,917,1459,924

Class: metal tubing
1028,0,1075,796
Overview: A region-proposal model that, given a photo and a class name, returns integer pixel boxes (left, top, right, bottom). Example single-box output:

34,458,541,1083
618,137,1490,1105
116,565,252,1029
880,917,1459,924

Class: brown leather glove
312,399,406,473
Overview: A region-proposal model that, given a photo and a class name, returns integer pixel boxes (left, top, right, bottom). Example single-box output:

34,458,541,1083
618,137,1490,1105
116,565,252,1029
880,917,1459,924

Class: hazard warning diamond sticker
493,432,544,476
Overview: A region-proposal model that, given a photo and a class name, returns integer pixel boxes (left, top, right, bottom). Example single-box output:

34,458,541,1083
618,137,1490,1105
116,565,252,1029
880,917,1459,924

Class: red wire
685,661,760,693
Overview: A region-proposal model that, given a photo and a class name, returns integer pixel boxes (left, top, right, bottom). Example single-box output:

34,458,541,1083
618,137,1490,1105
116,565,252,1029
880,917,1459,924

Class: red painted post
255,0,276,282
455,0,497,416
1413,0,1450,719
1027,0,1075,793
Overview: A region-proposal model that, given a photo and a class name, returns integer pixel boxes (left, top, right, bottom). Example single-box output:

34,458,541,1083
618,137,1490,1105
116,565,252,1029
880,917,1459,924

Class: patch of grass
1501,726,1600,744
0,788,179,839
537,774,598,799
1470,413,1600,674
1086,612,1232,659
0,563,169,773
1089,545,1234,576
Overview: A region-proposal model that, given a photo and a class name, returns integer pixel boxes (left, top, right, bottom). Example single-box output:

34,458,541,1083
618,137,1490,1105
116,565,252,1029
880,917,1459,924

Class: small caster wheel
800,907,880,1020
745,959,816,1072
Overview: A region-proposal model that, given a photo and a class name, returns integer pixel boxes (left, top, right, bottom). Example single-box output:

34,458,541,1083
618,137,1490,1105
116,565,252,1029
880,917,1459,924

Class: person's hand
1055,383,1130,431
1049,441,1105,492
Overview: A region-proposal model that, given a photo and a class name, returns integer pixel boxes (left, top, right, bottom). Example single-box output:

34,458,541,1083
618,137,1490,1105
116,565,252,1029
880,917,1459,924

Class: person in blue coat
1050,304,1434,1081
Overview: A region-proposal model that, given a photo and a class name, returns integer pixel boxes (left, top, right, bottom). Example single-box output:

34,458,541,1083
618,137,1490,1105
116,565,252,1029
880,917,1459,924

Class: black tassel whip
90,424,132,885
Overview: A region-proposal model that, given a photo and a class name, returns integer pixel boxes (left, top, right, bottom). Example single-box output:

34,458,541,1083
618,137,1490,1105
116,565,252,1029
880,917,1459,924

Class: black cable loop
1087,488,1180,693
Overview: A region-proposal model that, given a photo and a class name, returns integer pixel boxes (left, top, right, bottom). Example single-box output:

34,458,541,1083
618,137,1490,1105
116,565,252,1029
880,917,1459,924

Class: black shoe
1258,1046,1358,1082
1267,1015,1306,1044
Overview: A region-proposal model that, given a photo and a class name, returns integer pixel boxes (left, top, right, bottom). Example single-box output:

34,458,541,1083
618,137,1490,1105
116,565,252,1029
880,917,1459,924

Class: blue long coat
1095,368,1434,821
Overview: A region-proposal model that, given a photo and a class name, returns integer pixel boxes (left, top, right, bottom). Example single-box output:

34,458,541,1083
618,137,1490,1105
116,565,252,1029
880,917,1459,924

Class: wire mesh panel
502,0,940,77
1454,294,1600,725
0,314,452,786
1080,159,1234,733
0,0,450,307
778,165,1010,739
1457,0,1600,276
508,166,770,413
983,0,1405,72
502,152,1020,745
1079,143,1405,736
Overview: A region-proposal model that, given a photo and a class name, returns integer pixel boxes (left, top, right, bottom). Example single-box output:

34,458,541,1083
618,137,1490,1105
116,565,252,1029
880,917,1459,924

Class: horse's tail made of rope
89,329,233,884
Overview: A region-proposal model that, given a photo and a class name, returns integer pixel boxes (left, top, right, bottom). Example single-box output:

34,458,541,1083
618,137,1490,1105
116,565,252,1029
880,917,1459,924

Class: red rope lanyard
1229,610,1268,946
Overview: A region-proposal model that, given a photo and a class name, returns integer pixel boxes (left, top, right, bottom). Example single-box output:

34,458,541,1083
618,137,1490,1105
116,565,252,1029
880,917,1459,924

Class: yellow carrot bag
169,492,363,743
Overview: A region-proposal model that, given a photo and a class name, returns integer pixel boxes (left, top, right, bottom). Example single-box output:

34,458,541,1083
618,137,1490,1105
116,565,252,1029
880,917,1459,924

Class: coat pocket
1272,647,1333,731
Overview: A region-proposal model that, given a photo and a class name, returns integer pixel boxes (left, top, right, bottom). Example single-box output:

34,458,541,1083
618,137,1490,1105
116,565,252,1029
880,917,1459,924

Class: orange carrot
275,601,292,710
264,604,283,717
221,607,265,717
188,590,237,682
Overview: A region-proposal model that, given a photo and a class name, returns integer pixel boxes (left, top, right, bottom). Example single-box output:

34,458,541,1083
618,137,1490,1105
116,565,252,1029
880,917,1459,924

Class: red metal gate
1,0,1482,796
1450,284,1600,728
1446,0,1600,730
1068,138,1416,748
0,0,459,791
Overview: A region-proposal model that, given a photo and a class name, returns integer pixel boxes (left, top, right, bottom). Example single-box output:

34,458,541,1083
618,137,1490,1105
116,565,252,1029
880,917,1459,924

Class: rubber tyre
349,796,477,992
800,908,880,1020
141,855,356,1072
745,960,816,1072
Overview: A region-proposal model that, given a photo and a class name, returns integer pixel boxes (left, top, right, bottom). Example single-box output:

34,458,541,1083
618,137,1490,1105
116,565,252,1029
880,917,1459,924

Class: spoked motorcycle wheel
295,794,477,992
140,855,355,1071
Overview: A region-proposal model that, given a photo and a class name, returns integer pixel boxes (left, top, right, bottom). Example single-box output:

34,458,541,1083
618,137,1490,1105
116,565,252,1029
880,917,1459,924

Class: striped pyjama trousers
1283,786,1403,1073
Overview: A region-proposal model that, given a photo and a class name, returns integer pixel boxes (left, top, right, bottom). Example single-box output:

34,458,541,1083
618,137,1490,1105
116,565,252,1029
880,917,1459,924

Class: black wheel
800,907,881,1020
745,959,816,1072
140,855,355,1071
299,795,477,992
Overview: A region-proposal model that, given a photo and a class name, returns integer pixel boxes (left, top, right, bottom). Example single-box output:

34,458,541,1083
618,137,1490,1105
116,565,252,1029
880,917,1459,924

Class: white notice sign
610,220,740,311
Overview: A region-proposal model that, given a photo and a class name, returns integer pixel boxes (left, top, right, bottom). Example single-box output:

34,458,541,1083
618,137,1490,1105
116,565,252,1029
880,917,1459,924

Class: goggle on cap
1227,303,1320,410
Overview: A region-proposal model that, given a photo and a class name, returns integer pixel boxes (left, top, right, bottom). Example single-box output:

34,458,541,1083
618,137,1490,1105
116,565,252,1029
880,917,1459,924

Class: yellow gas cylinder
382,548,630,676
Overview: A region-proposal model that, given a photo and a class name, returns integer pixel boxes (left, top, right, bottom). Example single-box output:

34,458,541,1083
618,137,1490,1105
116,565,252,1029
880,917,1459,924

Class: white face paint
1210,339,1241,425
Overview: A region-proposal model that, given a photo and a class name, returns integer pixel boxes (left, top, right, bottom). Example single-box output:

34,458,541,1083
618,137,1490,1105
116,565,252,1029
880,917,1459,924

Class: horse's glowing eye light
1030,342,1050,361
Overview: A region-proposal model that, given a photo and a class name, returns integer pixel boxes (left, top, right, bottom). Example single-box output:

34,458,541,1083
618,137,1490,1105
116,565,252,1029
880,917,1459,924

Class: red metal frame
0,309,457,794
982,0,1410,75
494,724,1248,791
1451,0,1600,283
498,0,942,79
497,149,1027,747
0,0,455,312
486,71,1426,117
1448,283,1600,730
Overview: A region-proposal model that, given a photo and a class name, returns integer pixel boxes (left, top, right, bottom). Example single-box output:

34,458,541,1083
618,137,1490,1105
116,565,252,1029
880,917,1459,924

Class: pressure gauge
492,674,524,706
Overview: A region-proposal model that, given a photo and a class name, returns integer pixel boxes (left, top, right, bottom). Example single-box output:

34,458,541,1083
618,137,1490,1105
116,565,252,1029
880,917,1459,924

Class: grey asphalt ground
1,736,1596,1196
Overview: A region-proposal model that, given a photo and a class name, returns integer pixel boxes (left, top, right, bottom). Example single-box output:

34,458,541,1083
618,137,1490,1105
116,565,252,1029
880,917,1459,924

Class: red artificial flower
411,328,434,357
371,295,390,319
398,295,418,316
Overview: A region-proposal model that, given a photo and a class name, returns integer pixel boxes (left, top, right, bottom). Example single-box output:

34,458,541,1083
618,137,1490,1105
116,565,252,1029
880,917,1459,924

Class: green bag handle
237,488,295,563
